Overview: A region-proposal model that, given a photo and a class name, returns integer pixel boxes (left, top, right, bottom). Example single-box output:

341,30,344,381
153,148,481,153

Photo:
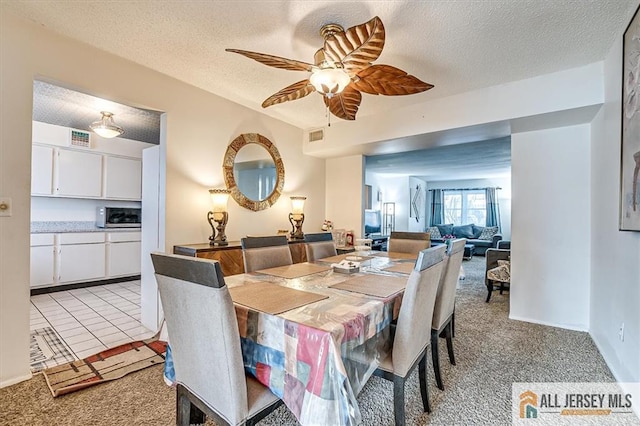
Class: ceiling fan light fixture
90,111,124,138
309,67,351,97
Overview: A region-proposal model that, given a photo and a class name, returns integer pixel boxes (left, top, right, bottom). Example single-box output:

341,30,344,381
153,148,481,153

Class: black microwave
96,207,142,228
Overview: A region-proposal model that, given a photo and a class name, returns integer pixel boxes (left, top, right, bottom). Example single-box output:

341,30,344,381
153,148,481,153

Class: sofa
427,223,502,256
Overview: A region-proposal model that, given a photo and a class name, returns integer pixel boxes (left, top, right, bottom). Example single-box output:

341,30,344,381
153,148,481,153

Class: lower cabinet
107,232,142,277
58,232,106,284
59,242,106,283
31,235,56,287
30,231,141,289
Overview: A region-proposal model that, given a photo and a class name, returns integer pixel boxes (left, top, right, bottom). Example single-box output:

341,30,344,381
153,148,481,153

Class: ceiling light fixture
90,111,124,138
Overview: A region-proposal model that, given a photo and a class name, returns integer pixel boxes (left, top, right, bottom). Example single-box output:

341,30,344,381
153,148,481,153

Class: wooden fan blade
352,64,434,96
262,80,316,108
323,85,362,120
323,16,385,76
226,49,314,72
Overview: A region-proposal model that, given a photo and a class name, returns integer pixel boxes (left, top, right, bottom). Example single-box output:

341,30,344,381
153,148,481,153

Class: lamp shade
89,111,124,138
309,68,351,97
290,196,306,215
209,189,231,213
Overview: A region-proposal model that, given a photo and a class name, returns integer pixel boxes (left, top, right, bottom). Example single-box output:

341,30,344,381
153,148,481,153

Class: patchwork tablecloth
164,257,404,425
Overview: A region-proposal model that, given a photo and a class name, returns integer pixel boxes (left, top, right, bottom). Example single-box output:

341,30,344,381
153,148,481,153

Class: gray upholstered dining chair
387,231,431,254
151,253,283,426
240,235,293,273
304,232,337,262
431,238,466,391
485,247,511,302
373,244,447,425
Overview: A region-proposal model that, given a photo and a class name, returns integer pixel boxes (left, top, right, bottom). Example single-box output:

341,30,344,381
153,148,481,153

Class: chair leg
445,322,456,366
431,329,443,390
418,356,431,413
393,375,406,425
451,310,455,338
486,281,493,303
176,385,205,426
499,282,505,294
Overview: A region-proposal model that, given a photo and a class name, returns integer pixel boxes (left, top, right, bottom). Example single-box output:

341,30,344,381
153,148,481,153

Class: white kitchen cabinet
105,156,142,200
31,246,56,287
31,145,54,195
56,149,103,198
30,234,56,287
107,232,141,277
58,233,106,283
108,244,141,277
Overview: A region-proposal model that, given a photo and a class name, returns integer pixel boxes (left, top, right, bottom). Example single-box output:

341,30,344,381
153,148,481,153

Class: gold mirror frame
223,133,285,211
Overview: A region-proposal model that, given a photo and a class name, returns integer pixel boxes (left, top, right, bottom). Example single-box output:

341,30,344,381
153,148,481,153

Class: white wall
589,32,640,387
426,177,512,239
326,155,363,237
0,10,325,386
364,172,410,233
510,125,591,330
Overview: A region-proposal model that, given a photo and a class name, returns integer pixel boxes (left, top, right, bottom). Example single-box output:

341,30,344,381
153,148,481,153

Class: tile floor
30,280,155,363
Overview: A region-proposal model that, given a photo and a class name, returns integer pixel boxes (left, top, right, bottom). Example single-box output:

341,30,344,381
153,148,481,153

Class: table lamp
289,196,306,240
207,189,231,245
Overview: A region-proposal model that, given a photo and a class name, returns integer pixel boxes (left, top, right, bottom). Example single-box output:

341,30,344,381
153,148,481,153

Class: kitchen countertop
31,221,141,234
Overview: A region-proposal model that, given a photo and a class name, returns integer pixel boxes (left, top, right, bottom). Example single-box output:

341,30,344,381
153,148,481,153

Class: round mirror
223,133,284,211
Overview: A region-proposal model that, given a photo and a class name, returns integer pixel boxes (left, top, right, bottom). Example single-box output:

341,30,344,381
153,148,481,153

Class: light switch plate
0,197,12,217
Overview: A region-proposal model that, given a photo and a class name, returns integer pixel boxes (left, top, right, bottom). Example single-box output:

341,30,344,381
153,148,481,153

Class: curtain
486,187,501,228
430,189,444,226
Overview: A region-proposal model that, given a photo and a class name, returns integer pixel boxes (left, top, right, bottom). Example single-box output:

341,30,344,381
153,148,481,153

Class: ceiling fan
226,16,433,122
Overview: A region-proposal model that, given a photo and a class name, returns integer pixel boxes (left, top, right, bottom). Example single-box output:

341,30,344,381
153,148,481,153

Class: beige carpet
0,257,622,425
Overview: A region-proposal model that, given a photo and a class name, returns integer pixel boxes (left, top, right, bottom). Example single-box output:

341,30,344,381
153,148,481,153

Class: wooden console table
173,240,307,276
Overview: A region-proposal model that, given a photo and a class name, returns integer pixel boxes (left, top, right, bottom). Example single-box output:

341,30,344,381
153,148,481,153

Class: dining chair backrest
392,245,446,377
151,253,249,425
388,231,431,255
304,232,337,262
432,238,466,330
241,235,293,273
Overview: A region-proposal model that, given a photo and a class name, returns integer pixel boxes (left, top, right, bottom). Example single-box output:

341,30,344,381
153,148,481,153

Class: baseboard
30,275,141,296
590,333,640,420
0,372,32,389
508,314,588,332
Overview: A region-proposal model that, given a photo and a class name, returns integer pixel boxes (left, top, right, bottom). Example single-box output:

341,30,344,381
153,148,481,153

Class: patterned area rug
30,327,75,372
43,337,166,397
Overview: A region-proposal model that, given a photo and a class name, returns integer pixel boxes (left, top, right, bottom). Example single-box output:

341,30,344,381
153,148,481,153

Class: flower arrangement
321,220,333,231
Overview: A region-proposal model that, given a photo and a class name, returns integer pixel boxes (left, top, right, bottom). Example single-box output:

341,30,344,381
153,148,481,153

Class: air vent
70,129,91,148
308,129,324,143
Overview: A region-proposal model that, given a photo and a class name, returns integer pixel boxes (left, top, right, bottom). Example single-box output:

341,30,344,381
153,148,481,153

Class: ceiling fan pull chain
326,102,331,127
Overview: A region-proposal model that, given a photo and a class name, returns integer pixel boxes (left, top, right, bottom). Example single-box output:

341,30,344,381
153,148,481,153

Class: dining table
162,250,418,426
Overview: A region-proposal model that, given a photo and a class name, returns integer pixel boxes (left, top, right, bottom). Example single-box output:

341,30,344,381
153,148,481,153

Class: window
443,190,486,225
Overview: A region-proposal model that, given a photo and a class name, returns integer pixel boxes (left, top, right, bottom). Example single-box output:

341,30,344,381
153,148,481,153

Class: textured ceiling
33,81,162,145
4,1,639,130
366,137,511,181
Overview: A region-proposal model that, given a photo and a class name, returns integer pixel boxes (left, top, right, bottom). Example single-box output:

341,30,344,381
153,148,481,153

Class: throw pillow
478,226,499,240
436,223,454,237
471,224,484,239
452,224,475,239
427,226,442,239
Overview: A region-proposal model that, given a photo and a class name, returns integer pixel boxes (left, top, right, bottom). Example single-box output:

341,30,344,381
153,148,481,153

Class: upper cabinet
57,149,103,197
105,156,142,200
31,145,54,195
31,121,148,201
